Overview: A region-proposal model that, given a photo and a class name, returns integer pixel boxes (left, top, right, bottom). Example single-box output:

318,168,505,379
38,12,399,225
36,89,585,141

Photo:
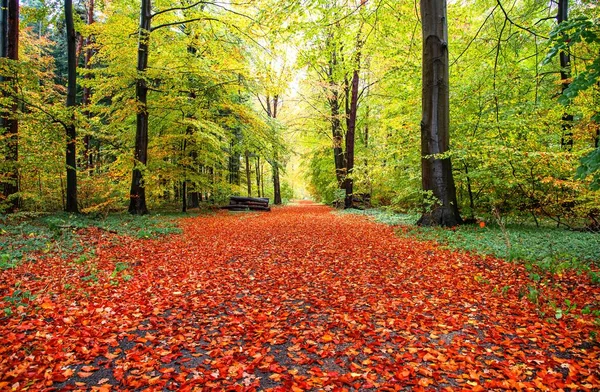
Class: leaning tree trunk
128,0,151,215
65,0,79,213
1,0,20,212
417,0,462,227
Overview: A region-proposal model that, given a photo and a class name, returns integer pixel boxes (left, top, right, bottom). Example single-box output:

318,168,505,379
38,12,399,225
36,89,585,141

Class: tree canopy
0,0,598,228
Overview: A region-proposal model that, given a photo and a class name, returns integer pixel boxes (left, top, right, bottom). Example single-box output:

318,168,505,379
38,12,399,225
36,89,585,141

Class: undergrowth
0,212,182,271
341,208,599,268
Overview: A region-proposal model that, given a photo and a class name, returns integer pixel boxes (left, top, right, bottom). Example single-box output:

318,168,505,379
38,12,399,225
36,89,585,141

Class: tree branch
151,1,210,18
151,16,219,31
496,0,547,39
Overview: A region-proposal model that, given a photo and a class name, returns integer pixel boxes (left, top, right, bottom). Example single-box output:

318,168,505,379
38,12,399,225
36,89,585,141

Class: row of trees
0,0,291,215
298,0,598,227
0,0,598,227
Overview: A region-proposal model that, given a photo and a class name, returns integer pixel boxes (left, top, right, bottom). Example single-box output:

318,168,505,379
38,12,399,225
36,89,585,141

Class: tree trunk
272,95,282,204
0,0,19,212
558,0,573,151
327,42,346,187
417,0,462,227
255,155,261,198
344,66,360,209
181,180,187,212
245,150,252,197
273,154,282,205
65,0,79,213
128,0,151,215
83,0,94,173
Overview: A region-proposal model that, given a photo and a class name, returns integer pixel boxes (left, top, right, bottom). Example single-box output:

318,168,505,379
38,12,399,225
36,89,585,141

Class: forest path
2,202,599,390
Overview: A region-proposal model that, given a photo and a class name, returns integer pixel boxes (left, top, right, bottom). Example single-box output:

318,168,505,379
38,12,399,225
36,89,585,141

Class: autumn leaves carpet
1,203,599,391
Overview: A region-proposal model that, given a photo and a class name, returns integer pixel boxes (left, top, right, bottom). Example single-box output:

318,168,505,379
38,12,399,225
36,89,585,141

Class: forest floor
1,201,599,391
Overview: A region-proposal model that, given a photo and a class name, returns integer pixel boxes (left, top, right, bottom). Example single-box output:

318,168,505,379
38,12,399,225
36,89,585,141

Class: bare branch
151,16,219,31
496,0,547,39
151,1,210,18
451,5,498,67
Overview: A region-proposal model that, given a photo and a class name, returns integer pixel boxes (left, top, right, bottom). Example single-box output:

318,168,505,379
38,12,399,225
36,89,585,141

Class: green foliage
544,16,600,106
576,148,600,191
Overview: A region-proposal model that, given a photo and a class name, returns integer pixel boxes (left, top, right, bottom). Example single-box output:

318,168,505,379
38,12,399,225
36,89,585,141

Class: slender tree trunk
255,155,261,198
228,134,241,185
327,42,345,187
558,0,573,151
181,125,191,213
464,162,475,219
65,0,79,213
245,150,252,197
129,0,151,214
83,0,94,173
271,95,282,204
1,0,19,212
273,153,282,205
182,181,187,212
417,0,462,227
0,0,6,58
344,65,360,209
260,161,264,198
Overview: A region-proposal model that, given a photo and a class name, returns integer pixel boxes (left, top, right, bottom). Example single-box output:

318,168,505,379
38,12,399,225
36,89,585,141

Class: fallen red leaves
1,203,599,390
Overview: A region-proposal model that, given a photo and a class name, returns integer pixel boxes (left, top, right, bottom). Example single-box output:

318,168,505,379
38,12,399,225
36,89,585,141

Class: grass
340,208,600,274
0,212,183,270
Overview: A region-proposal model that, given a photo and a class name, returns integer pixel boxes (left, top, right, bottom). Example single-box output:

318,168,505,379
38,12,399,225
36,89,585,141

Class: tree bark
1,0,19,212
271,95,282,204
65,0,79,213
344,65,360,209
327,42,345,187
129,0,151,214
83,0,94,173
557,0,573,151
255,155,261,198
245,150,252,197
417,0,462,227
272,153,282,205
263,94,282,205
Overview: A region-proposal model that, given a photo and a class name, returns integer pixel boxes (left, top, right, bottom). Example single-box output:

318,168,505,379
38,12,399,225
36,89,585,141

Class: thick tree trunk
65,0,79,213
417,0,462,227
558,0,573,151
83,0,94,172
1,0,19,212
129,0,151,215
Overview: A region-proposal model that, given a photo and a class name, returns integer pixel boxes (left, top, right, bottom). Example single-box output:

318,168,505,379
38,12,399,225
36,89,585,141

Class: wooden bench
221,196,271,211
